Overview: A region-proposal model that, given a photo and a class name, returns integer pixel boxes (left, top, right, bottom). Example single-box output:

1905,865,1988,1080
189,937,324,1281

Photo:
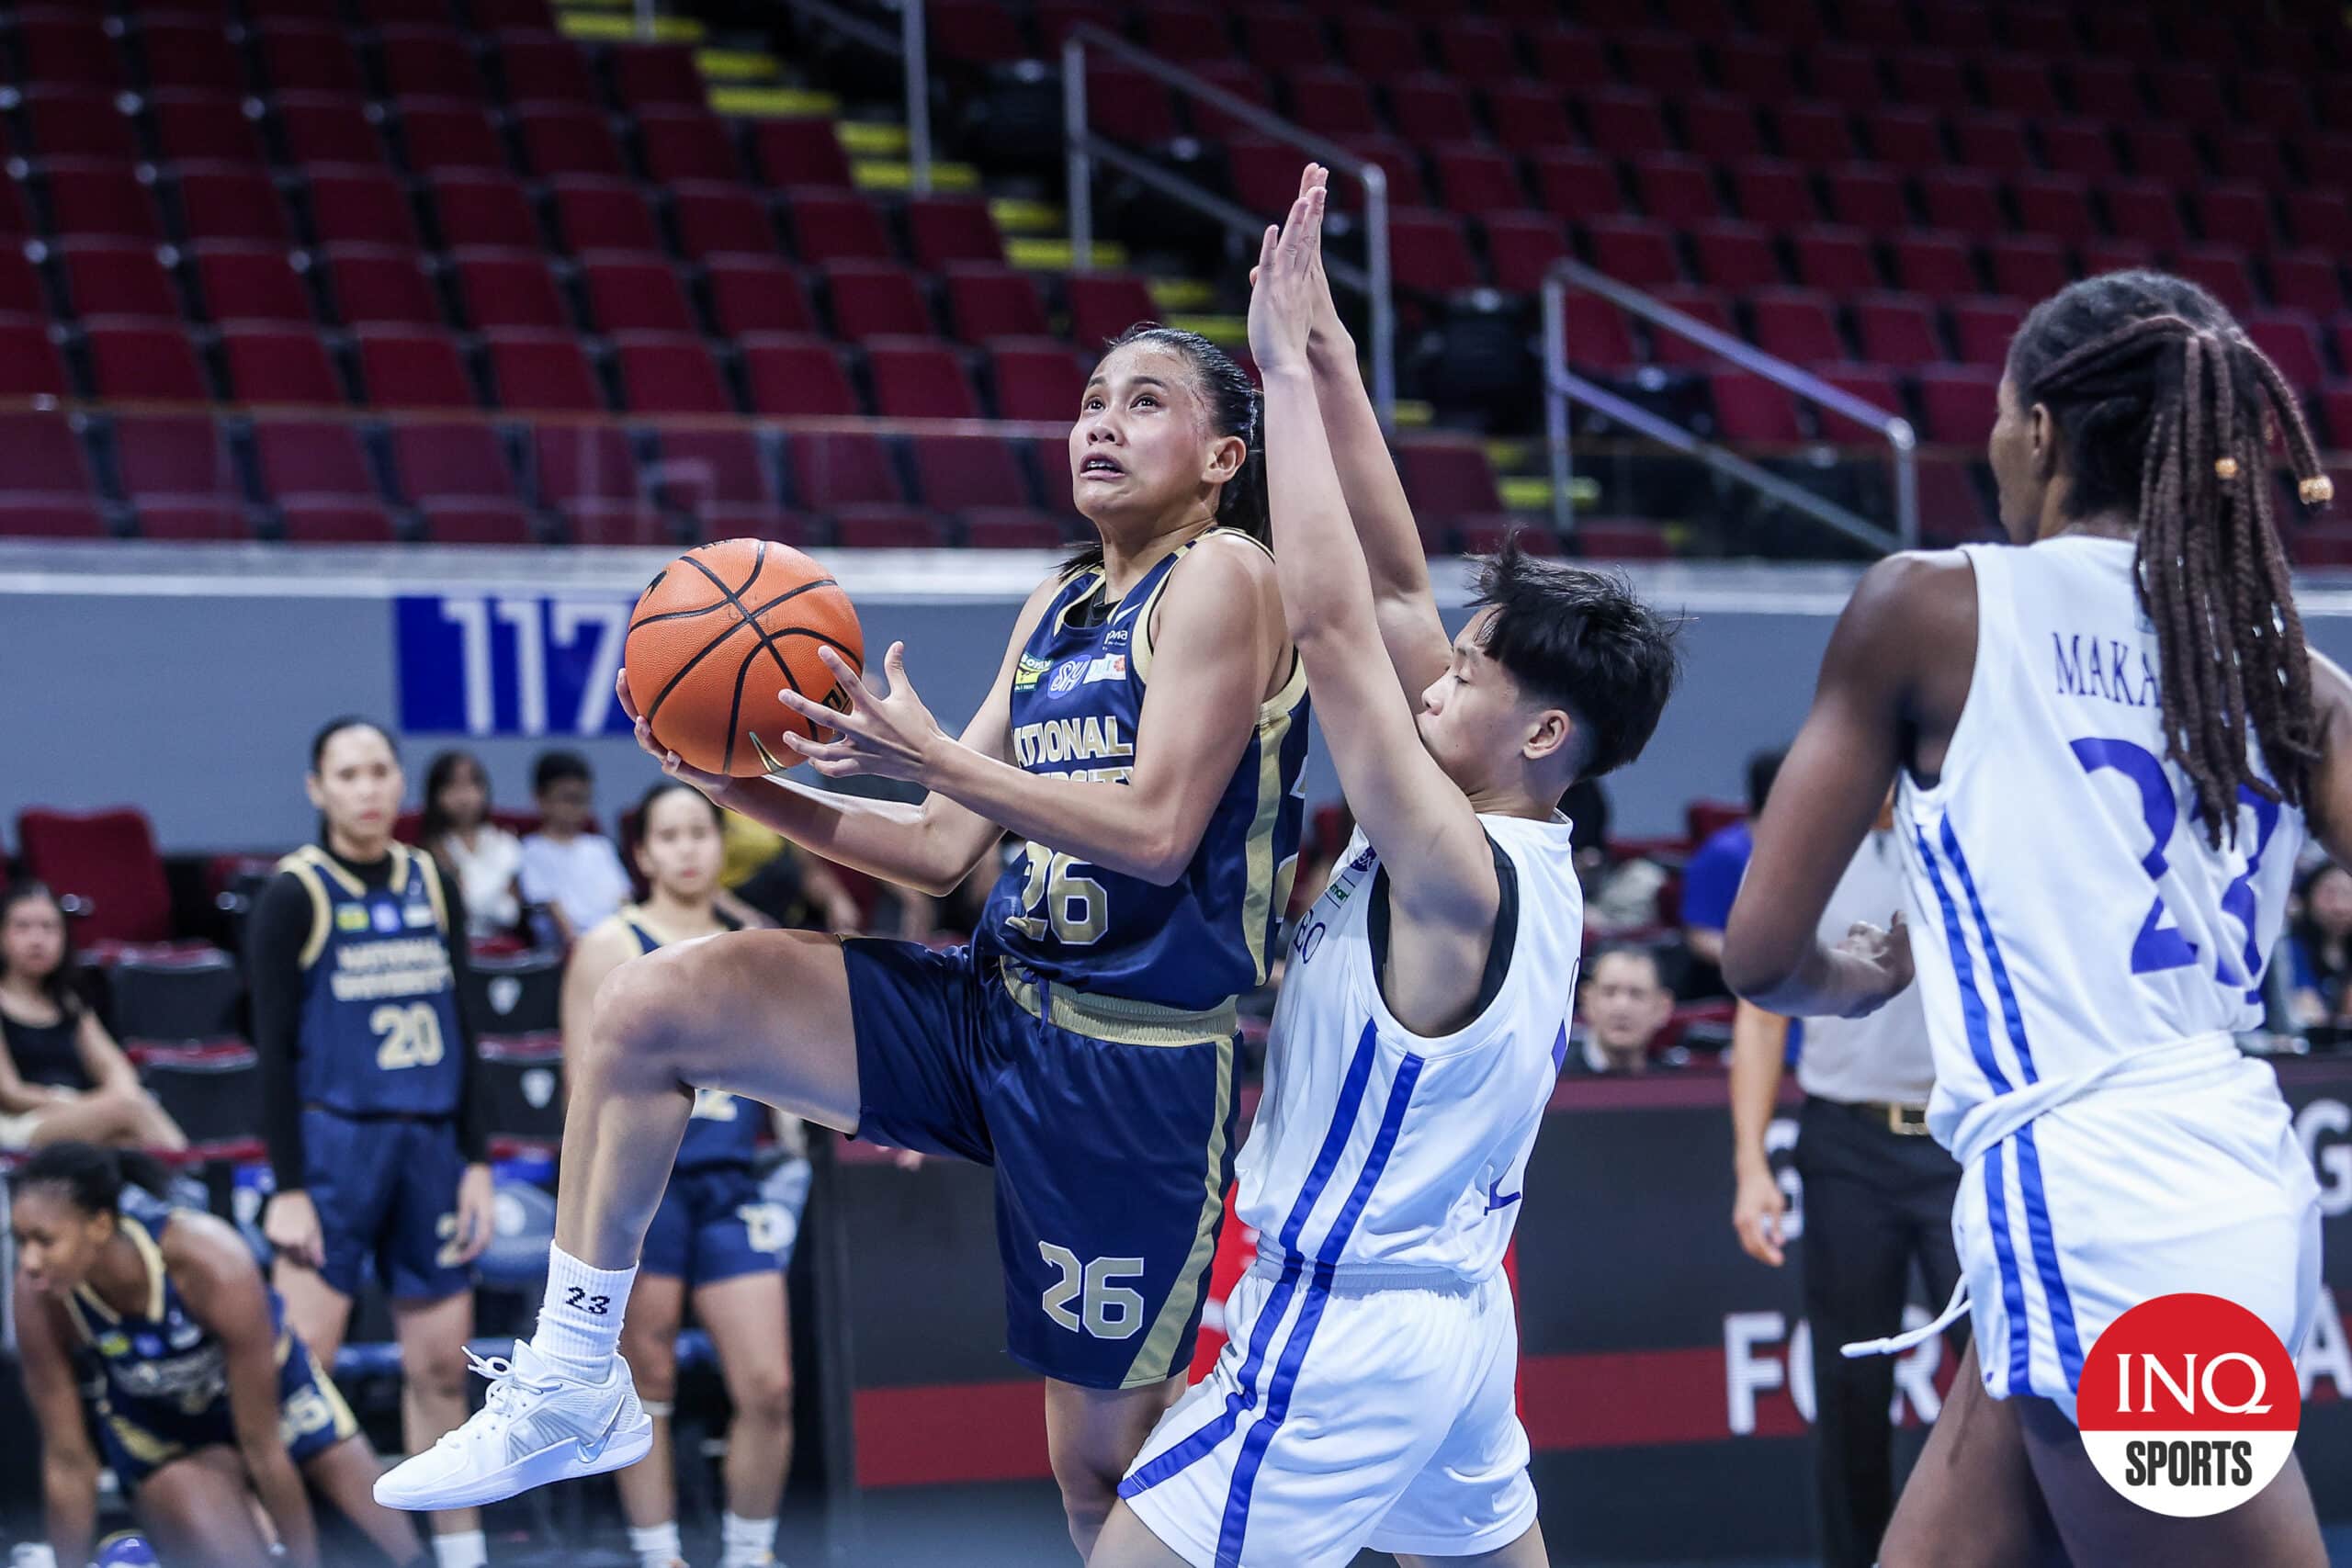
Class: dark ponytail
1064,324,1268,577
17,1141,174,1218
2007,270,2331,846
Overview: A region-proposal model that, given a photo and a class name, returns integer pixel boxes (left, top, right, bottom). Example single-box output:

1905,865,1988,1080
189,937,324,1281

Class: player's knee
1047,1444,1122,1525
589,952,691,1070
731,1362,793,1429
406,1340,471,1406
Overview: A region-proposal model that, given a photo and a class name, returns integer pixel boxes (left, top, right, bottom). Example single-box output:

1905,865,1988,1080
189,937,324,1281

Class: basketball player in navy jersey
13,1144,429,1568
248,717,495,1568
1092,168,1679,1568
1725,271,2342,1564
379,326,1308,1557
562,782,796,1568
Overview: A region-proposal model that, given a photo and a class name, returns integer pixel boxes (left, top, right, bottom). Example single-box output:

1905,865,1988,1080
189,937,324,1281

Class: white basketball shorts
1118,1258,1537,1568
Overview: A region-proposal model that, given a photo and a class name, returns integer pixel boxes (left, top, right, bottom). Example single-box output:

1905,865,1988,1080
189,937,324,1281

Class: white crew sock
529,1244,637,1380
432,1529,488,1568
719,1511,779,1567
628,1520,684,1567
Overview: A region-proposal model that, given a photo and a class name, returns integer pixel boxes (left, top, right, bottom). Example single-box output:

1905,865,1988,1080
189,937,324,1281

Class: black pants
1795,1094,1966,1568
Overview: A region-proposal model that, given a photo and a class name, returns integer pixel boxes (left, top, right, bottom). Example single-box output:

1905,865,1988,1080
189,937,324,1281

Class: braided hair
2007,270,2333,846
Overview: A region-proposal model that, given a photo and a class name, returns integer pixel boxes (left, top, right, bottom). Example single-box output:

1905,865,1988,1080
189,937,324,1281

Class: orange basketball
623,538,864,778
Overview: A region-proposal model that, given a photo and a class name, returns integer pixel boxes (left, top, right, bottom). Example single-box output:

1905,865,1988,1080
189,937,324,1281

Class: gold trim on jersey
70,1212,168,1331
104,1408,184,1467
1123,1032,1235,1387
996,959,1236,1048
1239,650,1309,985
309,1348,360,1442
277,851,335,971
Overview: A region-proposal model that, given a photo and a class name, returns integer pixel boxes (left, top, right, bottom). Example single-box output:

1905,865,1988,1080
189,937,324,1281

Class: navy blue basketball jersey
64,1188,283,1420
278,843,465,1116
624,908,761,1170
977,532,1311,1016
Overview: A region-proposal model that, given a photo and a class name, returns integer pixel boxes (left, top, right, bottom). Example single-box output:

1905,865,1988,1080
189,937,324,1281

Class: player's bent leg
391,1288,485,1540
300,1435,432,1566
696,1270,796,1530
2015,1394,2325,1568
134,1448,277,1568
273,1263,355,1371
1046,1377,1185,1559
1878,1345,2066,1568
1088,1499,1200,1568
1393,1519,1549,1568
614,1273,685,1541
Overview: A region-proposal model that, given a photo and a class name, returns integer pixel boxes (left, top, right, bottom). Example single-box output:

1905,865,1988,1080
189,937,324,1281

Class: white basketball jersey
1898,536,2305,1141
1234,813,1584,1280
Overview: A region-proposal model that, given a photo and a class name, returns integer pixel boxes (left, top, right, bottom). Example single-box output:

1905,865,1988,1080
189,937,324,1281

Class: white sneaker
373,1341,652,1510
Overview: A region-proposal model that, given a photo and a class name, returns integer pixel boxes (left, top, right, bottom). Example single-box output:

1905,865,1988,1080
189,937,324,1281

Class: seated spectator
419,748,524,940
0,883,187,1152
518,750,632,946
719,808,864,932
2288,861,2352,1032
1568,942,1683,1077
1679,748,1784,995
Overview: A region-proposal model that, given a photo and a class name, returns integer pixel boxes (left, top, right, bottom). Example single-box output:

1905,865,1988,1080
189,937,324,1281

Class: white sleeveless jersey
1898,536,2305,1142
1234,813,1584,1280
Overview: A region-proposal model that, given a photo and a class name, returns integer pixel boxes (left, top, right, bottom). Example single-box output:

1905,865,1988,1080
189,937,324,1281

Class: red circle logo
2077,1293,2301,1517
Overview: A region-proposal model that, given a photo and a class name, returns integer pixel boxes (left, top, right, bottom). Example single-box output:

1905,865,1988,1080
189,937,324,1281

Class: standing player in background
1725,270,2338,1565
561,782,796,1568
378,323,1307,1561
1093,167,1679,1568
12,1144,429,1568
247,717,496,1568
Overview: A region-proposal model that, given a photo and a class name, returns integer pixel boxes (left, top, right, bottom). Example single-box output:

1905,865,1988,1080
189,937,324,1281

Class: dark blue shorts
842,940,1239,1390
94,1337,357,1491
300,1109,470,1302
641,1164,789,1287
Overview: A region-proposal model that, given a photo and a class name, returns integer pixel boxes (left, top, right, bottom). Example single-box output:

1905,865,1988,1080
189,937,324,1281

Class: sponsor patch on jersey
335,905,369,932
168,1322,202,1350
1048,660,1086,696
1082,653,1127,683
1102,625,1130,649
370,903,401,934
1013,653,1052,692
402,903,435,928
133,1335,164,1358
98,1332,130,1357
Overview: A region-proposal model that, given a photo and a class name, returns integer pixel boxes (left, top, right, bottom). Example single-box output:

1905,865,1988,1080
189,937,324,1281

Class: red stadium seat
823,260,932,341
18,9,124,90
397,100,507,174
1065,274,1159,351
907,197,1005,268
194,245,313,324
1487,85,1574,155
789,431,902,510
868,338,982,420
910,434,1032,509
1984,236,2071,302
639,109,746,185
752,121,854,189
672,185,777,261
2211,129,2290,192
253,417,378,504
1772,103,1857,165
380,28,488,102
2171,247,2256,315
1139,4,1231,66
1587,219,1680,288
990,340,1087,422
429,172,539,251
221,325,344,403
1397,439,1504,521
2120,125,2204,190
1389,77,1480,145
1730,161,1817,224
964,510,1069,550
1826,166,1908,232
1951,113,2033,178
1978,55,2060,118
2038,118,2118,182
277,94,390,167
152,93,268,166
2244,312,2325,393
1572,520,1673,559
421,501,536,545
1919,172,2005,237
1716,38,1798,102
740,334,861,417
2195,186,2275,252
944,265,1048,342
0,496,104,537
1950,298,2027,366
1917,364,2000,445
611,44,707,110
706,257,817,337
1647,287,1736,367
2146,66,2230,131
2285,191,2352,254
1750,289,1846,365
61,242,181,322
1682,96,1764,164
2103,180,2187,252
498,32,601,107
516,106,627,180
1530,151,1620,222
25,88,138,162
1526,26,1608,89
1285,69,1381,139
1556,290,1641,371
2268,253,2346,318
552,180,662,256
174,166,295,247
2233,74,2312,141
140,21,250,96
613,334,729,414
393,420,517,502
1585,89,1673,159
0,412,97,512
582,257,696,335
1891,232,1979,296
0,247,40,319
86,322,208,400
16,809,178,947
45,161,164,243
2064,61,2147,125
323,246,441,327
1389,209,1481,293
114,414,236,502
358,0,463,25
833,510,947,550
1862,107,1945,172
485,330,603,411
1484,213,1573,296
1690,222,1783,291
1619,32,1702,97
1031,434,1075,514
1634,156,1721,226
257,23,366,96
1708,371,1804,442
1243,10,1330,73
1791,227,1879,292
652,428,775,511
1083,62,1182,145
925,0,1029,64
2013,175,2098,245
281,501,396,542
2078,238,2155,279
532,424,637,511
1852,293,1944,367
1342,13,1421,80
786,190,896,263
1839,0,1912,48
357,328,478,406
0,321,73,396
456,251,569,331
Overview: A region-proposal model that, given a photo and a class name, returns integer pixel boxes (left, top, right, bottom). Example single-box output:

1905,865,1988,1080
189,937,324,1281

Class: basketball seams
679,546,859,701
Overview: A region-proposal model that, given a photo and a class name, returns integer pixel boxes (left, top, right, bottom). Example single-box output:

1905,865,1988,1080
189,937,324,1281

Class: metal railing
775,0,935,194
1542,260,1918,555
1061,23,1395,429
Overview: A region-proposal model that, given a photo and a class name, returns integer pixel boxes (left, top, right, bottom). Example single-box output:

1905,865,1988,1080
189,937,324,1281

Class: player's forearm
43,1458,98,1567
721,775,972,896
1729,938,1882,1021
918,742,1193,886
1263,366,1386,649
1306,335,1435,605
248,1450,322,1568
1727,1003,1788,1178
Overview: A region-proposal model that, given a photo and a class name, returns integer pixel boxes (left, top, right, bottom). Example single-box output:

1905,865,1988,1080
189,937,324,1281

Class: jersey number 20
1005,844,1109,945
371,1002,446,1071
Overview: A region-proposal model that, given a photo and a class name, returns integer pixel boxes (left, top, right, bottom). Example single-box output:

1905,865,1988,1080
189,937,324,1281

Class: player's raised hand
1249,165,1344,355
776,642,947,784
1247,175,1329,376
616,666,738,795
